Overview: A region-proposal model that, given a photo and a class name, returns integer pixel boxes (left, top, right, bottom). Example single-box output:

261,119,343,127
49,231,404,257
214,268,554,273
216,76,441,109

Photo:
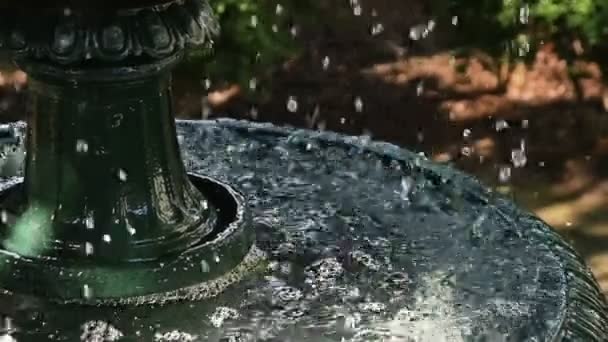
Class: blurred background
1,0,608,296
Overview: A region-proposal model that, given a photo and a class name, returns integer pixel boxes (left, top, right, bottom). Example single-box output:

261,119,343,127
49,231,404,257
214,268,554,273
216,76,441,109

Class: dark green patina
0,0,256,302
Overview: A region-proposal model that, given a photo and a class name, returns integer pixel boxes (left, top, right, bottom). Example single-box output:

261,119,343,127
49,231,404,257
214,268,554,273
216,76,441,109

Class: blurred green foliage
180,0,317,94
179,0,608,88
444,0,608,61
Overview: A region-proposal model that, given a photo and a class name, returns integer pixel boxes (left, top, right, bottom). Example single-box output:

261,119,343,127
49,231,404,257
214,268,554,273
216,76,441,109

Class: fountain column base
0,0,258,303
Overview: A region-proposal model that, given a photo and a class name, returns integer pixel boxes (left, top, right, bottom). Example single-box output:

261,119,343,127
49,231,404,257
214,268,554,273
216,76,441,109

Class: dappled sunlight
535,181,608,229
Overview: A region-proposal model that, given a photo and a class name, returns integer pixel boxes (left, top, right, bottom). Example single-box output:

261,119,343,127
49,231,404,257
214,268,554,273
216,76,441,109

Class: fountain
0,0,606,340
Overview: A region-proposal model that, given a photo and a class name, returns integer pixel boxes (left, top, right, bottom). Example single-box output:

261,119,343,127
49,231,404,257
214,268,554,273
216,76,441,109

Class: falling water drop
76,139,89,153
200,259,210,273
399,177,414,201
85,242,94,256
322,56,330,70
287,96,298,113
354,97,364,112
495,119,509,131
371,23,384,36
118,169,128,182
249,77,257,90
499,166,512,183
82,284,92,299
85,216,94,230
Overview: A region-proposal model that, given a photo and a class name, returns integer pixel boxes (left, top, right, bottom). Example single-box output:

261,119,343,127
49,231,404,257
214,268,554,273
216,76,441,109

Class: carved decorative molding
0,0,218,65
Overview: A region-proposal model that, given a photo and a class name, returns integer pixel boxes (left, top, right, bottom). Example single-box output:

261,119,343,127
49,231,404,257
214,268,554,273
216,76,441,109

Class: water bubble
352,5,362,16
0,210,7,224
63,7,72,16
127,225,136,236
452,16,459,26
463,128,472,138
521,119,529,128
272,24,278,33
154,330,196,342
209,307,239,328
287,96,299,113
76,139,89,153
81,321,123,342
275,4,284,15
118,169,128,182
250,15,258,28
102,234,112,243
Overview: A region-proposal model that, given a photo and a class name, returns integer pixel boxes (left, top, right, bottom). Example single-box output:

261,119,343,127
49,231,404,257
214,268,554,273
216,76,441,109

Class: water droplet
275,4,284,15
520,5,530,24
416,81,424,96
200,260,210,273
371,23,384,36
76,139,88,153
118,169,128,182
102,234,112,243
399,177,414,201
82,284,92,299
353,5,362,16
249,77,257,90
322,56,330,70
85,216,94,229
499,166,512,183
290,25,299,37
0,210,7,224
203,78,211,90
463,128,472,138
286,96,298,113
109,113,123,129
495,119,509,131
85,242,94,256
452,16,459,26
250,15,258,28
511,140,527,168
354,97,364,112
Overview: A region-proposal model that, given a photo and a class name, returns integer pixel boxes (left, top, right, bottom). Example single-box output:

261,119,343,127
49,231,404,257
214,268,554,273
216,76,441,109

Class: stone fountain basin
0,118,606,341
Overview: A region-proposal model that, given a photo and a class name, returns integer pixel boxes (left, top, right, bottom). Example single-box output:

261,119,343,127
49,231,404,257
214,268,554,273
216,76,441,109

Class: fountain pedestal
0,0,256,302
